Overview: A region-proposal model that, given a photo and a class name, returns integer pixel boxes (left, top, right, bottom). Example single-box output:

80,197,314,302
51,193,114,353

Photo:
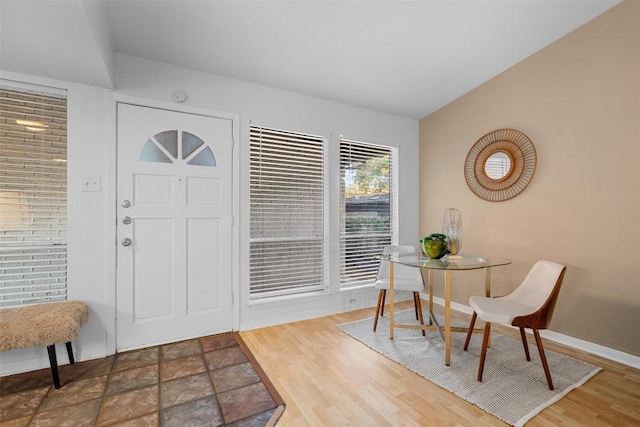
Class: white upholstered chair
463,260,567,390
373,245,426,334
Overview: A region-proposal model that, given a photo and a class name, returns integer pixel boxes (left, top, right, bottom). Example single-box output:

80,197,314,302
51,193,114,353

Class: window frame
339,137,398,289
0,82,68,307
248,125,329,301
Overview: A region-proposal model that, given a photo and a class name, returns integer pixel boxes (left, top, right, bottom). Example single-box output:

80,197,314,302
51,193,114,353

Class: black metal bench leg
65,342,75,364
47,344,61,389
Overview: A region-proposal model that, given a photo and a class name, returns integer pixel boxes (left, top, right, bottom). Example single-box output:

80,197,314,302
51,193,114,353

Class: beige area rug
338,310,601,427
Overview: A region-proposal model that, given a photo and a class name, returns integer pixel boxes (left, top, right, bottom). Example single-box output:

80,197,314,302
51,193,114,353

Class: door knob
121,200,131,208
122,216,132,225
121,238,132,246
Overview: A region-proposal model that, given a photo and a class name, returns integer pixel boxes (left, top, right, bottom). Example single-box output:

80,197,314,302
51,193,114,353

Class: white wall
1,72,112,375
114,53,419,331
0,53,419,375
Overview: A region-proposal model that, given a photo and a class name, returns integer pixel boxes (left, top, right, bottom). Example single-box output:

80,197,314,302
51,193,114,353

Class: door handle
121,238,132,247
122,216,132,225
121,200,131,208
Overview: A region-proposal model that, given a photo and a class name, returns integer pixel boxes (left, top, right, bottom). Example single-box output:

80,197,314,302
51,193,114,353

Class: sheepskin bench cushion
0,301,89,388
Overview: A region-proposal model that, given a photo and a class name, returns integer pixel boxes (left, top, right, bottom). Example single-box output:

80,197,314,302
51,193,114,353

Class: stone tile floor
0,333,282,426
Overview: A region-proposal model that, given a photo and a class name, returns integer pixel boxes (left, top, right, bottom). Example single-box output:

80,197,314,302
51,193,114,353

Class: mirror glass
484,151,511,180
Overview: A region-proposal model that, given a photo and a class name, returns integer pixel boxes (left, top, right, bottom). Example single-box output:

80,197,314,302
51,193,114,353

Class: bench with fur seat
0,301,89,389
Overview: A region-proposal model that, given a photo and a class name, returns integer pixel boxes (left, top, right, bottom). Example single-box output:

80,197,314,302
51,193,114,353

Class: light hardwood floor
240,300,640,426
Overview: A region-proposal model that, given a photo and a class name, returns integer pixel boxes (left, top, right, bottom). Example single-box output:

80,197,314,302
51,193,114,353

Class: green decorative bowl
420,233,448,259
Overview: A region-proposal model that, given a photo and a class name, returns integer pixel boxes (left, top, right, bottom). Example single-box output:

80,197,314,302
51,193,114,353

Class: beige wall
419,1,639,357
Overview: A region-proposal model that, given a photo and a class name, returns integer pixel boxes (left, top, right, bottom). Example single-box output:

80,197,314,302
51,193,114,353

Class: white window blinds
0,85,67,307
340,138,397,288
249,126,327,299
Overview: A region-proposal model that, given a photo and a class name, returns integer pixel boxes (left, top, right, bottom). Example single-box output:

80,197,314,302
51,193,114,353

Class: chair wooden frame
464,266,566,390
373,289,425,336
373,245,427,336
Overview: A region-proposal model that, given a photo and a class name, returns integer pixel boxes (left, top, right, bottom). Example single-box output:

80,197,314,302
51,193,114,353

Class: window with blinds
340,138,397,288
0,85,68,307
249,125,327,300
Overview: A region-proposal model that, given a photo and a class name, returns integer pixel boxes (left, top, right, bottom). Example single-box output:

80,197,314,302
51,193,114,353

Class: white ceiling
0,0,620,119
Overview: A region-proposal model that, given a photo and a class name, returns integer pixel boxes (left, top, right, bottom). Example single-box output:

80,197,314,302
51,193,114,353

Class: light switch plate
82,176,101,192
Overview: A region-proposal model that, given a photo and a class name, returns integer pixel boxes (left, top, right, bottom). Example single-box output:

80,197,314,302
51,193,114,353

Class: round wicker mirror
464,129,536,202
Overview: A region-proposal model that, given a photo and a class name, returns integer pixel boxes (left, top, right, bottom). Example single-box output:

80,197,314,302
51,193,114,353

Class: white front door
116,103,233,351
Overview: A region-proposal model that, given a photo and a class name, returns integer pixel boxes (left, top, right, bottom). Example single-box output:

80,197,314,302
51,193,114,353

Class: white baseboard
538,329,640,370
3,293,637,377
430,296,640,370
0,345,107,377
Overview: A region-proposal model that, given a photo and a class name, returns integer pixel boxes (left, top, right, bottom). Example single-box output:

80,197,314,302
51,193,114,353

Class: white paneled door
116,103,233,351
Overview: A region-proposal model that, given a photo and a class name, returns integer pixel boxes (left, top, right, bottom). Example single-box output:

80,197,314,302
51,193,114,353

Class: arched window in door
139,130,217,167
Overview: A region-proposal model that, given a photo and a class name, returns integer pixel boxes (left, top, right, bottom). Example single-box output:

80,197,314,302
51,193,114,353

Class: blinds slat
339,137,395,289
0,86,68,307
249,125,327,300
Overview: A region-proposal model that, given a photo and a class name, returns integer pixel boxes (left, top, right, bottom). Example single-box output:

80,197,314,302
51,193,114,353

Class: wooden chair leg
519,327,531,361
373,290,384,331
414,292,425,336
533,329,554,390
47,344,61,389
380,290,387,317
413,293,419,320
464,311,477,351
478,322,491,382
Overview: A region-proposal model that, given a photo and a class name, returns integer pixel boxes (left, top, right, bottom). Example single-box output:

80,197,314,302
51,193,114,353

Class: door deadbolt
121,238,132,246
122,216,132,225
121,200,131,208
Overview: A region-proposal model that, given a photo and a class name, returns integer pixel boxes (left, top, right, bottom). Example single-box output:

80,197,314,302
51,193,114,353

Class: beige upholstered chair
373,245,426,334
463,260,566,390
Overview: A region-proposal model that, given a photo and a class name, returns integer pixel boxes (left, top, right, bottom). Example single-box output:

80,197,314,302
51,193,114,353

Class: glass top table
381,253,512,365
